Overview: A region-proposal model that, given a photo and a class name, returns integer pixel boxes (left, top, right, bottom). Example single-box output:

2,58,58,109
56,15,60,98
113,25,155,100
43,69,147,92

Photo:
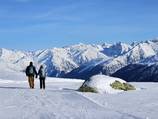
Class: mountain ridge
0,39,158,79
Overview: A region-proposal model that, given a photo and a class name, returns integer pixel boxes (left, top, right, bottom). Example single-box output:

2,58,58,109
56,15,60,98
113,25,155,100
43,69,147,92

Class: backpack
40,68,46,78
28,66,34,75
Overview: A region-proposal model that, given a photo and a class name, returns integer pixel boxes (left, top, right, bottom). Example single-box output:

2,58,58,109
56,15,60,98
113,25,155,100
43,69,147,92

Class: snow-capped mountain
34,42,136,77
63,39,158,79
0,48,34,72
34,44,109,77
0,38,158,79
102,42,132,57
0,44,110,77
100,40,157,74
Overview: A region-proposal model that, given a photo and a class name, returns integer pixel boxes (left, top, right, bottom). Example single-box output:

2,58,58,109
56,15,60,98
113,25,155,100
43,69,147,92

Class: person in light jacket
38,65,46,89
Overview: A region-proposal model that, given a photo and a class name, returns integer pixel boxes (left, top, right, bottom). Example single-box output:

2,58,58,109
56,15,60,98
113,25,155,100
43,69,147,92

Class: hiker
25,62,38,89
38,65,46,89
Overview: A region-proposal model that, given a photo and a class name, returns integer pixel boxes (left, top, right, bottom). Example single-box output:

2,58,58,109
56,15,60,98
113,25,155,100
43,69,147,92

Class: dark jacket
26,65,37,77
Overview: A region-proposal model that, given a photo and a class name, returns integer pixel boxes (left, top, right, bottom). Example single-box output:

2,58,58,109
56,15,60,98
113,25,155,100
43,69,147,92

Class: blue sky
0,0,158,50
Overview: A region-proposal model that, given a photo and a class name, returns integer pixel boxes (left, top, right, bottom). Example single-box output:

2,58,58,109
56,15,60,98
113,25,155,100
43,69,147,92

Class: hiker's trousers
39,78,45,89
28,76,34,89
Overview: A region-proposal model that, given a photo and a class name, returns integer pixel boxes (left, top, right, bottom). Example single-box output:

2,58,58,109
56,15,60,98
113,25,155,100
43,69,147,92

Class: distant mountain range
1,38,158,81
64,39,158,81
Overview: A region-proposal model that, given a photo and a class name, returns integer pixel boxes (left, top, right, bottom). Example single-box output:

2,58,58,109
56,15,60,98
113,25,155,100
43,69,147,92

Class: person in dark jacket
25,62,38,89
38,65,46,89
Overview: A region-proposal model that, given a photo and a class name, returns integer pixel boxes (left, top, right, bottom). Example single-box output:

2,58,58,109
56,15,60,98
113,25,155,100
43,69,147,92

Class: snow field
0,73,157,119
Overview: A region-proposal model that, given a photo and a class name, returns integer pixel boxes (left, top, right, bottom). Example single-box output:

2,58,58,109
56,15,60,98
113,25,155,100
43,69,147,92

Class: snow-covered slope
63,39,158,79
0,48,33,72
0,44,109,76
34,44,109,76
102,42,132,57
100,40,157,74
0,72,157,119
141,54,158,64
0,39,158,79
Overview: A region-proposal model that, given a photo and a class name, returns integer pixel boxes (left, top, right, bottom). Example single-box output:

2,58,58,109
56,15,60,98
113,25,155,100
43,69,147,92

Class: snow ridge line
76,92,145,119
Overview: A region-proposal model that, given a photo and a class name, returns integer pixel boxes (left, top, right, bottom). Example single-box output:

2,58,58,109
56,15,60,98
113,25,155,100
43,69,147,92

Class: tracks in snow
0,88,145,119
